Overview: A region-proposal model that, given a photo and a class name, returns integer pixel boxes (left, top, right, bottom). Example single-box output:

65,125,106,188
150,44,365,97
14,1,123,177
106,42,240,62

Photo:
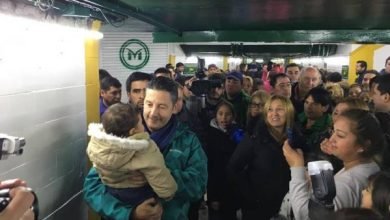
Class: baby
87,103,177,205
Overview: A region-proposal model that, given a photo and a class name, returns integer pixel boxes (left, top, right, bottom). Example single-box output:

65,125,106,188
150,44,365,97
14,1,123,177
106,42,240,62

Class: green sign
341,65,349,79
119,39,150,70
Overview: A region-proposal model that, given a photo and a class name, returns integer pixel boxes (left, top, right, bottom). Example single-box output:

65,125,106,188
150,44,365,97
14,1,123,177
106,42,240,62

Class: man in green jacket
223,71,251,128
84,77,208,220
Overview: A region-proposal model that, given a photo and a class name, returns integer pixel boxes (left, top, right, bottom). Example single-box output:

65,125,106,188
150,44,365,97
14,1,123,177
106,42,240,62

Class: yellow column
85,20,101,220
168,54,176,65
348,44,383,84
223,56,229,71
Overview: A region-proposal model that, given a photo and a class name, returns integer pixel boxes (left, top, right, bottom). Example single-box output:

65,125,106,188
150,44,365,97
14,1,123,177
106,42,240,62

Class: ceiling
22,0,390,58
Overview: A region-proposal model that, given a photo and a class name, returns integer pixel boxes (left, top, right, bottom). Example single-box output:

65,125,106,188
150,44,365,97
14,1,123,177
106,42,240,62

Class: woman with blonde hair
324,82,344,108
228,95,297,220
246,90,270,134
243,75,254,95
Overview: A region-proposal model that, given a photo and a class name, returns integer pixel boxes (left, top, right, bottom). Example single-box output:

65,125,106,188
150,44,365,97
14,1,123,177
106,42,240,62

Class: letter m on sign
127,49,143,60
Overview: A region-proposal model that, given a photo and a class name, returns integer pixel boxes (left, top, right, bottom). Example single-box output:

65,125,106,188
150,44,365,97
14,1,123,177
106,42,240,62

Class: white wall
374,45,390,71
0,12,87,220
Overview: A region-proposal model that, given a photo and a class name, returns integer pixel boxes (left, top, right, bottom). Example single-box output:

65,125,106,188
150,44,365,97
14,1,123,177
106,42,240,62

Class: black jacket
227,120,290,219
205,125,239,204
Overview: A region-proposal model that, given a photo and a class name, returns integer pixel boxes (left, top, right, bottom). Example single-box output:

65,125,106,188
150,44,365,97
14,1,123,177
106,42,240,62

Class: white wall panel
0,12,87,220
374,45,390,72
100,32,169,102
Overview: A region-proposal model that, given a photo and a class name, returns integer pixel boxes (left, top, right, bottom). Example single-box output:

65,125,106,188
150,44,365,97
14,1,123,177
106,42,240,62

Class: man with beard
100,76,121,118
125,72,152,110
355,60,367,84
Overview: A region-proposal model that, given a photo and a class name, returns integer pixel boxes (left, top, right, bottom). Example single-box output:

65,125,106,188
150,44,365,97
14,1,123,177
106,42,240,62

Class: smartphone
287,127,295,148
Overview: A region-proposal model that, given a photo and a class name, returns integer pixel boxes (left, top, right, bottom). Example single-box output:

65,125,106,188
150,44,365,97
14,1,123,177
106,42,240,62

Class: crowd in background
87,56,390,220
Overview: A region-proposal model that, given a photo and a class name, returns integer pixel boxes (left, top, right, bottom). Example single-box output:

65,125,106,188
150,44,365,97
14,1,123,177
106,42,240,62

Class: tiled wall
0,14,87,220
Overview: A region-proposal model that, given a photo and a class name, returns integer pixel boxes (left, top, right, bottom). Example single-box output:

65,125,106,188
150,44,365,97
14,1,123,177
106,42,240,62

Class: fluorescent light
0,13,103,41
185,56,198,63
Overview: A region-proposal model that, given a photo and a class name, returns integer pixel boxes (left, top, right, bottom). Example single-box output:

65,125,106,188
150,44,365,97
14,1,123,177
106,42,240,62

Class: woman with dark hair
228,95,296,220
283,109,384,220
204,100,243,220
361,171,390,219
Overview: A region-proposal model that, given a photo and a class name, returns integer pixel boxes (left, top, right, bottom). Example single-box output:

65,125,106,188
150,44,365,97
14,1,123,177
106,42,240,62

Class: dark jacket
205,122,240,204
223,90,251,128
227,120,290,219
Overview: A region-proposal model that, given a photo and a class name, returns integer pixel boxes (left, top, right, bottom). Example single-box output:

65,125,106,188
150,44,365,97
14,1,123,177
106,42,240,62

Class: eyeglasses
250,103,263,109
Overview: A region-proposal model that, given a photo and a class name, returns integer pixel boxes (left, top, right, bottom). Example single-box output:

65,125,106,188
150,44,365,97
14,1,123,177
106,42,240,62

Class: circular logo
119,39,150,70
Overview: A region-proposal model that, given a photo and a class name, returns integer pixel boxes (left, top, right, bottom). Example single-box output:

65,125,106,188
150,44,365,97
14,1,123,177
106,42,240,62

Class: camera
0,187,39,220
189,79,223,97
0,133,26,160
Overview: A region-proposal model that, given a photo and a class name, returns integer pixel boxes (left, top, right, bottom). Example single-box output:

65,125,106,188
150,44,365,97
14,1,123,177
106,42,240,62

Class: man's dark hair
165,63,174,69
101,76,121,91
371,74,390,95
357,60,368,71
125,72,152,93
154,67,171,76
270,73,289,88
147,77,178,104
99,69,111,81
305,87,332,111
327,72,342,83
285,63,301,71
385,56,390,65
176,62,184,68
102,103,139,137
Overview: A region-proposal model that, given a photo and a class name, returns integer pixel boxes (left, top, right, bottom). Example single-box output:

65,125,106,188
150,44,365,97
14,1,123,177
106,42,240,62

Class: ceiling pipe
68,0,181,35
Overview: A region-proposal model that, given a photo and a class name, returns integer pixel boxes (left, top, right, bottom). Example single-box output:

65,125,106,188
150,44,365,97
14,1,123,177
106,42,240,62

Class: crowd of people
85,59,390,220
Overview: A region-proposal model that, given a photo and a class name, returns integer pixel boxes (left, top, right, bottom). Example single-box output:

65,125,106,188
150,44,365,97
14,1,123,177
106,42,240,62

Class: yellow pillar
348,44,383,84
168,54,176,65
223,56,229,71
85,20,101,220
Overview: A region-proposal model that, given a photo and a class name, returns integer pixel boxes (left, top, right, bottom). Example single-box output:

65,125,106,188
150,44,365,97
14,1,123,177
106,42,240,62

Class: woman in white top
283,109,385,220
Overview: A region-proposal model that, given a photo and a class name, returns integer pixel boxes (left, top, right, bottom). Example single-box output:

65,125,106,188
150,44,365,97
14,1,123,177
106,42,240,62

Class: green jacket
83,122,208,220
224,90,251,128
297,113,332,152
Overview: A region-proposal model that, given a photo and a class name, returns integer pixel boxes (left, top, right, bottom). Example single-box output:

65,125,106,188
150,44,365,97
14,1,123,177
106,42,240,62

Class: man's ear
129,128,136,136
322,105,329,113
383,93,390,103
100,90,105,97
172,102,179,114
